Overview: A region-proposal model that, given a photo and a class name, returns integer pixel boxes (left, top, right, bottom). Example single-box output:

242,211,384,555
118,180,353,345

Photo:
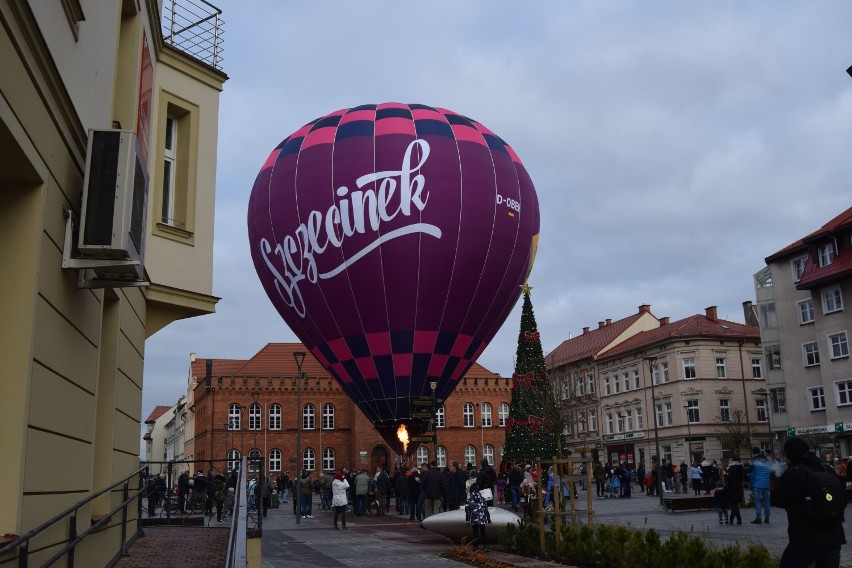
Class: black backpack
799,464,847,525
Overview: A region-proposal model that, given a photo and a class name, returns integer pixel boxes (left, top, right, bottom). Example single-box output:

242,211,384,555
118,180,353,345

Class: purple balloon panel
248,103,539,427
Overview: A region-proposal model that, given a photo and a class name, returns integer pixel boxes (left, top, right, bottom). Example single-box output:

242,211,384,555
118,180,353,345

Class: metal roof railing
162,0,224,70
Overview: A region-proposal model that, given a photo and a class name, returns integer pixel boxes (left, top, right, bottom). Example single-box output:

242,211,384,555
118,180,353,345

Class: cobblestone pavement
118,488,852,567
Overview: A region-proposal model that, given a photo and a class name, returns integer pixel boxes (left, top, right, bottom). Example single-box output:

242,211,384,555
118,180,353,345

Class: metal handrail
225,457,248,568
161,0,224,70
0,465,147,566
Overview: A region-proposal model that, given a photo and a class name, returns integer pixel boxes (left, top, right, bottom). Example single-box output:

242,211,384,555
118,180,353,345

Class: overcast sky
141,1,852,435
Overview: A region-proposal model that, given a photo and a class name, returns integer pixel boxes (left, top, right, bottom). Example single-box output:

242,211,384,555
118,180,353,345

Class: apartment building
754,206,852,459
0,1,226,564
547,305,764,467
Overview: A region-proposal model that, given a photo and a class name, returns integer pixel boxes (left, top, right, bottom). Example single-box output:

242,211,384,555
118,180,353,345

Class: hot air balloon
247,103,539,454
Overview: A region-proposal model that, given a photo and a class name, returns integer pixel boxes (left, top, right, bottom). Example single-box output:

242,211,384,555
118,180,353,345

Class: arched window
303,404,315,430
416,446,429,466
464,445,476,466
227,449,240,472
269,404,282,430
463,403,474,427
437,446,447,468
248,448,261,471
480,402,492,427
322,403,334,430
483,445,494,465
249,403,262,430
228,403,241,430
498,402,509,427
436,405,445,428
304,448,315,471
269,449,282,472
322,448,335,471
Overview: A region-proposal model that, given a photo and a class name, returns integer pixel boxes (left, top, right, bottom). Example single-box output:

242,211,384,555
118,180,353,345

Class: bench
664,495,716,512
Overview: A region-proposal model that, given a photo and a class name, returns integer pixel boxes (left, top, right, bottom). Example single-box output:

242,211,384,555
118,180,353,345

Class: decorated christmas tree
502,283,562,463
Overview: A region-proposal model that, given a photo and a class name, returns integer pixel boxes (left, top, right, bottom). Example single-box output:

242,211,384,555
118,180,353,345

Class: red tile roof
600,314,760,359
144,405,172,424
190,343,501,379
765,206,852,262
545,309,652,369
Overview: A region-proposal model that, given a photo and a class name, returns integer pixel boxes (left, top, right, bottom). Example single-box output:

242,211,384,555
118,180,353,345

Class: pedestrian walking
749,446,771,524
725,456,745,525
332,471,350,530
465,484,491,552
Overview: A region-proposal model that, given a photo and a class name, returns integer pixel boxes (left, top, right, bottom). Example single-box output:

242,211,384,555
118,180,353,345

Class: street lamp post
617,412,627,465
293,351,306,525
644,357,666,510
251,390,261,473
430,381,438,463
684,405,693,464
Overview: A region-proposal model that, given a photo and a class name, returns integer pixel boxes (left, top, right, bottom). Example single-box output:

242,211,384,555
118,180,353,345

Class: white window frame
623,408,633,431
606,412,615,434
161,115,177,225
791,256,807,282
771,388,787,413
633,369,641,389
463,402,474,427
481,402,493,427
303,448,315,471
828,331,849,360
751,358,762,379
269,449,282,472
416,446,429,465
228,403,241,430
715,357,727,379
436,405,445,428
614,375,621,393
719,399,731,421
755,398,768,422
818,241,836,267
437,446,447,468
322,448,335,471
464,445,476,466
587,373,595,394
808,386,826,411
483,445,494,465
622,371,630,392
797,298,815,324
803,342,821,367
249,403,262,431
686,399,699,423
269,403,282,430
664,401,673,425
603,375,611,395
588,409,598,432
661,361,670,383
227,449,241,472
248,448,261,472
498,402,509,427
303,404,315,430
683,357,696,379
636,406,643,429
836,380,852,407
574,376,584,397
822,286,844,314
321,403,334,429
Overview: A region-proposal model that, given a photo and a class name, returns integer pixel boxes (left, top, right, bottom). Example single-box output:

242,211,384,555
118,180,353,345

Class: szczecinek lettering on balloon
259,139,441,318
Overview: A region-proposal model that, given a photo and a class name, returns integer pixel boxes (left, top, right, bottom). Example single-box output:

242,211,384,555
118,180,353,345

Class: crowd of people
143,439,848,564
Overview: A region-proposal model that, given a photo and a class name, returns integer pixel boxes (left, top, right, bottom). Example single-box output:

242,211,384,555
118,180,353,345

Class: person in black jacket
724,457,744,525
475,458,497,506
771,437,847,568
447,460,468,510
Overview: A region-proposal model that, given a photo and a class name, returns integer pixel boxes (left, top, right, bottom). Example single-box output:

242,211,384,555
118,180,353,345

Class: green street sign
835,422,845,434
787,428,796,437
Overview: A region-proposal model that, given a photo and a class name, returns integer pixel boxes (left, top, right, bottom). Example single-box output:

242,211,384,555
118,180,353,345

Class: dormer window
817,240,837,267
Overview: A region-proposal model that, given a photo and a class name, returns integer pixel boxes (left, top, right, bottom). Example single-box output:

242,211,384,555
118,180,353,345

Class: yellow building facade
0,0,226,564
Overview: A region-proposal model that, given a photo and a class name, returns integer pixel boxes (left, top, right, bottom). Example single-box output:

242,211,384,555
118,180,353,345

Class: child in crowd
713,480,728,525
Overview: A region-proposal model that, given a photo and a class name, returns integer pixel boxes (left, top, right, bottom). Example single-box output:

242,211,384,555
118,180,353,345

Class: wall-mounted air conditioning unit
72,129,148,285
62,130,149,287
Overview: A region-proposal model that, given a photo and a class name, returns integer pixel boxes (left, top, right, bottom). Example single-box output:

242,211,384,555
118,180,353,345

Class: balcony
161,0,224,70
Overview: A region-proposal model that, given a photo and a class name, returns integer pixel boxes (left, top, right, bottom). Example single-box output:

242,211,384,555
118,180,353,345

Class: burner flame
396,424,409,453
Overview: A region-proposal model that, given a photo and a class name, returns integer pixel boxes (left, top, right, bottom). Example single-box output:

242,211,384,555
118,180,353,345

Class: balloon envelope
248,103,539,451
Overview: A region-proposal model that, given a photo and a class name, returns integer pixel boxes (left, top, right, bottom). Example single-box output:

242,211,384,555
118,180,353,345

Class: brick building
186,343,512,475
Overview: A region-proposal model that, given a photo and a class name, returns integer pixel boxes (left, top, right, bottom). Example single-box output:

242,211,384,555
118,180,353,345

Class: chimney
705,306,718,321
582,327,590,335
742,300,759,327
598,321,606,329
606,318,612,325
659,316,670,326
638,304,651,314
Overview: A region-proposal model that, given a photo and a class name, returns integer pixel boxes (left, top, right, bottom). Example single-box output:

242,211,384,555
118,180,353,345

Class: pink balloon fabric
248,103,539,429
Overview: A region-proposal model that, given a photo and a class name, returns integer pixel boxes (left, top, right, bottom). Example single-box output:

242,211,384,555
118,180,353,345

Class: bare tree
715,408,754,458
